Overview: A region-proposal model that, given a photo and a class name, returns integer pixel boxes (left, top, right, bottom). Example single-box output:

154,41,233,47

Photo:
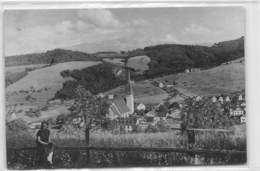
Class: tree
157,104,168,117
74,85,109,146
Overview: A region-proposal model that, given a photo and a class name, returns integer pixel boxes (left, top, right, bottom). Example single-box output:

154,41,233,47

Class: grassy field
5,61,101,107
6,61,101,92
127,55,150,72
7,123,246,151
105,81,168,104
5,64,47,73
155,59,245,97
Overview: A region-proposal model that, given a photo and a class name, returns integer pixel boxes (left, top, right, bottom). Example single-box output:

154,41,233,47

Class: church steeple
125,60,134,114
126,67,133,95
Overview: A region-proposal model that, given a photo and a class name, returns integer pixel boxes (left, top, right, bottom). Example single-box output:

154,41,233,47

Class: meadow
105,81,168,104
155,59,245,97
7,125,246,151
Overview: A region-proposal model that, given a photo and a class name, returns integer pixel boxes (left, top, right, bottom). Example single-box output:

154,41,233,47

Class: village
6,65,246,137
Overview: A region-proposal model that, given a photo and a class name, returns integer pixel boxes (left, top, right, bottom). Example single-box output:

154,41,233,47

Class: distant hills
5,36,245,103
5,37,244,75
5,49,98,67
142,36,244,78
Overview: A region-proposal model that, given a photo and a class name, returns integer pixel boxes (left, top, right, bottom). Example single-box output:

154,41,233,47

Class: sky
4,7,245,56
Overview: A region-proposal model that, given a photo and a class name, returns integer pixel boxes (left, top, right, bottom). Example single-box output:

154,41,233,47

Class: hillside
54,63,126,99
5,49,98,66
143,37,244,78
155,58,245,97
6,61,101,106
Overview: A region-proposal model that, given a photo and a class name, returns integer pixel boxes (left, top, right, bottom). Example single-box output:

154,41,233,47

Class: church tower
125,65,134,114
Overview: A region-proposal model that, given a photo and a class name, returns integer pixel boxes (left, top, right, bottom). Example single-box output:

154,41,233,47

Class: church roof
110,98,130,117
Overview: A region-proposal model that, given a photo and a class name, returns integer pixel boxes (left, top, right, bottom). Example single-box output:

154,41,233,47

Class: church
106,67,134,120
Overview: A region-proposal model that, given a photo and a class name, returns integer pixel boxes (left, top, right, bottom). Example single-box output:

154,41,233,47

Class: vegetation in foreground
6,123,246,151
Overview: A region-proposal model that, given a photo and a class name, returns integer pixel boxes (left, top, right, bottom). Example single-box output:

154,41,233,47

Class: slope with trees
143,37,244,78
5,49,98,66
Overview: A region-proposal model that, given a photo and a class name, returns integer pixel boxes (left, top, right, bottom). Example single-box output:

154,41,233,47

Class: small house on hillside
159,82,165,88
108,94,114,100
185,68,201,73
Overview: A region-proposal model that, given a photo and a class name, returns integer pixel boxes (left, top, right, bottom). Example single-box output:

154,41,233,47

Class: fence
7,146,246,169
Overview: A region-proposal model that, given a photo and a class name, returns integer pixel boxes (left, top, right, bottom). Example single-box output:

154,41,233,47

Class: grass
155,61,245,97
6,127,246,151
105,81,168,104
6,128,246,169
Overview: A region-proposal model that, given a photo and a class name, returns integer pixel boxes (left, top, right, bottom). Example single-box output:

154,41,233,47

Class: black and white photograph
4,7,246,169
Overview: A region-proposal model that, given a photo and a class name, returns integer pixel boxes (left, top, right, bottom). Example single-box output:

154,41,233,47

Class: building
196,96,202,101
240,102,246,108
107,67,134,120
185,68,201,73
159,82,165,88
185,69,190,73
137,103,146,111
225,96,231,102
218,96,224,104
166,109,181,119
230,107,244,117
238,94,243,101
240,116,246,123
212,96,217,103
107,98,132,119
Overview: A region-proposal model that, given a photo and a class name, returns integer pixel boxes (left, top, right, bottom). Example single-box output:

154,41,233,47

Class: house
154,116,161,123
166,84,174,88
166,109,181,119
145,111,155,117
230,107,244,117
185,69,190,73
218,96,224,104
97,93,105,98
159,82,165,88
225,96,231,102
124,125,133,132
196,96,202,101
240,116,246,123
137,103,146,111
48,99,62,105
136,118,149,132
28,122,42,129
212,96,217,103
240,102,246,108
185,68,201,73
238,94,243,101
108,94,114,100
190,68,201,72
